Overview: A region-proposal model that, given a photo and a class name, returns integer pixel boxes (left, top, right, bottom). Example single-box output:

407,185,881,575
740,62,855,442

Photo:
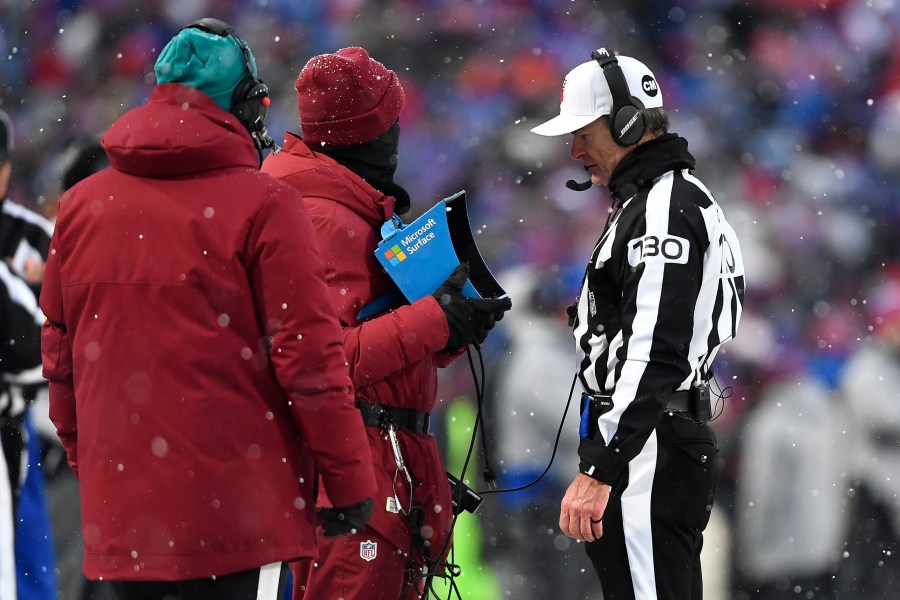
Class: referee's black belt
586,390,707,419
584,388,711,434
355,401,431,434
666,390,692,413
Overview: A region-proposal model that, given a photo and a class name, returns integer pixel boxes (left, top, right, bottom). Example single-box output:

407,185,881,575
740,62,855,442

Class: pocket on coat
41,324,73,380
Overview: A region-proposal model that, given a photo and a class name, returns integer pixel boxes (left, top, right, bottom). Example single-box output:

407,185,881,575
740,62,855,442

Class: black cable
416,344,579,597
400,505,464,599
478,372,578,497
709,370,733,421
407,543,463,599
416,343,485,599
454,344,482,499
472,344,497,486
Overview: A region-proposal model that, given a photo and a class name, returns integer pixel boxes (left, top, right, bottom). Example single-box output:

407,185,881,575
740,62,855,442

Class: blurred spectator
837,269,900,597
733,371,851,600
39,134,109,223
488,264,600,600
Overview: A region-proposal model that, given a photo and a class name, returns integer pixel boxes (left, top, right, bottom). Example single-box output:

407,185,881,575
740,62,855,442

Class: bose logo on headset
619,111,642,140
183,17,280,163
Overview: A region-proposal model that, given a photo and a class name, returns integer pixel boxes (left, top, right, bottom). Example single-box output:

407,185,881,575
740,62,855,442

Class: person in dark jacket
531,48,745,600
262,47,511,599
37,134,111,225
40,19,377,600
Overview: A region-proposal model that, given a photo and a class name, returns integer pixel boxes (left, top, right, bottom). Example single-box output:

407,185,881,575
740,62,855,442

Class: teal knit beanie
154,27,256,112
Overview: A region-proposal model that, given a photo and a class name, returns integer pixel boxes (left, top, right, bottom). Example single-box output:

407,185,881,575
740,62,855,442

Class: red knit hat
296,47,405,147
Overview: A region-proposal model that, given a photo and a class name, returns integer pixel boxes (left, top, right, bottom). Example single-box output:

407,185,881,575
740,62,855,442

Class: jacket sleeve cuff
577,437,628,484
403,295,449,353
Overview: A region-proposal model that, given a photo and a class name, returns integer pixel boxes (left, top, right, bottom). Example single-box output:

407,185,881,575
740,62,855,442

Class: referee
1,260,44,600
531,48,745,600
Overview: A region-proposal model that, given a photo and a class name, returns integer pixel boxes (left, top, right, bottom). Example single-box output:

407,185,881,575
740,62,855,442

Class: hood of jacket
101,83,259,178
264,133,395,229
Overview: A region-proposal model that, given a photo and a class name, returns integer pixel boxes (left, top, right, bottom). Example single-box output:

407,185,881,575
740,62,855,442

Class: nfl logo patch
360,540,377,562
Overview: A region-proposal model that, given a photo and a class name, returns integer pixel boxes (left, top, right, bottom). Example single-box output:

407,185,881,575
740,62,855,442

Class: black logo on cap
641,75,659,97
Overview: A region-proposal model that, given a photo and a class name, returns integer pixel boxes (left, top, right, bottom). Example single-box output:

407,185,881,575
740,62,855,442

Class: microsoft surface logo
383,245,407,266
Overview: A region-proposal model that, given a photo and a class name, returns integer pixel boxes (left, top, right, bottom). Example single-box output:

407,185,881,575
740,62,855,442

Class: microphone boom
565,178,593,192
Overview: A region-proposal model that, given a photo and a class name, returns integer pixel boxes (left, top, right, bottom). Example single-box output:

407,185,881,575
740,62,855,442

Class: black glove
432,263,513,353
319,497,374,537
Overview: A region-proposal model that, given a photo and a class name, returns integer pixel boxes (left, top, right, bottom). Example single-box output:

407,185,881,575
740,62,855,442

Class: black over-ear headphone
591,48,645,147
184,17,279,161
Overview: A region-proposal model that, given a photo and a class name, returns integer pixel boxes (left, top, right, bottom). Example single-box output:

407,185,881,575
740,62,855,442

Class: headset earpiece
230,78,278,161
230,78,270,136
611,104,644,147
591,48,646,147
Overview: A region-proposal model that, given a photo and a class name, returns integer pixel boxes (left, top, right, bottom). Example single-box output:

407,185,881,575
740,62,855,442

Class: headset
183,17,279,162
566,47,647,191
591,47,646,147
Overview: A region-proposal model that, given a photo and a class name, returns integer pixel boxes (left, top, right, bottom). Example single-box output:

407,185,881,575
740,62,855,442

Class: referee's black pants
109,562,288,600
585,414,718,600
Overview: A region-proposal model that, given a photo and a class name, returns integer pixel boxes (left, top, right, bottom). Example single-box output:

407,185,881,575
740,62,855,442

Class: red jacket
262,134,455,557
39,84,376,581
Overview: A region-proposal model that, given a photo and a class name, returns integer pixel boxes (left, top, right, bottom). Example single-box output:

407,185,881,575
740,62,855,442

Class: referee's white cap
531,53,663,137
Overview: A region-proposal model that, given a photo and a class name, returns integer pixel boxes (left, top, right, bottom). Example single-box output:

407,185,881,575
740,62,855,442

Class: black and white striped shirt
0,197,53,288
574,134,744,484
1,261,44,417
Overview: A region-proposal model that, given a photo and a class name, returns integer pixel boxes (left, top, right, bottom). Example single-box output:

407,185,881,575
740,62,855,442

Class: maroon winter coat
262,134,455,558
40,84,376,581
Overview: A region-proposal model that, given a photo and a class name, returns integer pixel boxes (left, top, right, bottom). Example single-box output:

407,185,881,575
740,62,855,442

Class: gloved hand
432,263,513,353
319,497,374,537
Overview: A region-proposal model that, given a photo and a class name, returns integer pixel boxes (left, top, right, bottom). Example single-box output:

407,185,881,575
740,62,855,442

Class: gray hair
643,107,669,137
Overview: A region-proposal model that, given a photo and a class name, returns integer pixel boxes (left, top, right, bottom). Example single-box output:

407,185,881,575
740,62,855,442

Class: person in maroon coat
262,48,511,599
39,19,377,600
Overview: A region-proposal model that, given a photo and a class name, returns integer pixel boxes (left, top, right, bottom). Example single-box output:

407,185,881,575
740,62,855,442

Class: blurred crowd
2,0,900,598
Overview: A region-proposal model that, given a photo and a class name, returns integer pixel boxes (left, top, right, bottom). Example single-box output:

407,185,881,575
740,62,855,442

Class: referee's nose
570,135,586,161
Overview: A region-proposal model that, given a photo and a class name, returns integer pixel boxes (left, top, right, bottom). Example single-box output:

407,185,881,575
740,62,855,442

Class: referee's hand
560,473,611,542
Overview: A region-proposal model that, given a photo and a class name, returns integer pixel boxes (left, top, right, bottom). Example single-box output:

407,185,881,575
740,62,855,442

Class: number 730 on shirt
627,234,689,267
